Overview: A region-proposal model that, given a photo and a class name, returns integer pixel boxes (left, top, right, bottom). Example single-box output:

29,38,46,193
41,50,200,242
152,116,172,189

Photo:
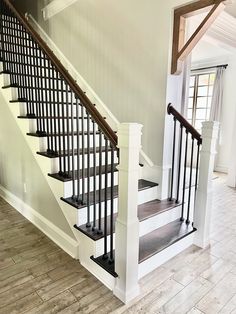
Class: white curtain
209,67,225,122
210,66,225,171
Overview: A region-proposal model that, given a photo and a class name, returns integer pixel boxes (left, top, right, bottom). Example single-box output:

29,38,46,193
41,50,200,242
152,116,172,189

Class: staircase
0,0,211,303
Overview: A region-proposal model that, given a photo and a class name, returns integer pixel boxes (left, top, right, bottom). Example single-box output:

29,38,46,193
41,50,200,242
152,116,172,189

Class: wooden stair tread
37,146,112,158
138,198,180,222
62,179,158,210
2,84,18,89
18,115,91,120
139,219,196,263
27,131,101,138
49,164,118,182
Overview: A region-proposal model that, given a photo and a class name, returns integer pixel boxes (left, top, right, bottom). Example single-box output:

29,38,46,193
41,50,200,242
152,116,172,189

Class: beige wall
14,0,188,168
0,92,75,239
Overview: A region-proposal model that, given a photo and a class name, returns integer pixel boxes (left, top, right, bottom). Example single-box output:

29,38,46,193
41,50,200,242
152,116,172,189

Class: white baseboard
214,165,228,174
0,184,79,259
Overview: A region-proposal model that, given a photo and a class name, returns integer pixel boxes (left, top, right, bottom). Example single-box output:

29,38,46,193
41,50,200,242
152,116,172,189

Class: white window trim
42,0,78,20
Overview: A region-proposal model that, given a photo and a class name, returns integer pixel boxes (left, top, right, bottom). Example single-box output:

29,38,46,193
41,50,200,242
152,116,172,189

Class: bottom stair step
91,252,118,278
139,219,196,263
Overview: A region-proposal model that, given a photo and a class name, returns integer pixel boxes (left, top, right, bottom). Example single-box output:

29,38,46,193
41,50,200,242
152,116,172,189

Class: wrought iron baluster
181,130,188,221
186,136,195,224
110,145,115,263
169,117,177,200
86,110,91,228
176,124,183,203
98,130,102,235
92,120,97,231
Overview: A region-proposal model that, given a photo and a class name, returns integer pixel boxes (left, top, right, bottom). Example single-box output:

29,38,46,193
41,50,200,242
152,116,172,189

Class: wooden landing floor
1,174,236,313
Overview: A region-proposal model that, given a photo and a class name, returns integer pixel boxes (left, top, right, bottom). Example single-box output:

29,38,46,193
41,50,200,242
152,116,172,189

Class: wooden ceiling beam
171,0,230,75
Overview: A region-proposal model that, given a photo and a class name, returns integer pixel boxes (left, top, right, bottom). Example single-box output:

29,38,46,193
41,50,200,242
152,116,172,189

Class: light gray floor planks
1,174,236,313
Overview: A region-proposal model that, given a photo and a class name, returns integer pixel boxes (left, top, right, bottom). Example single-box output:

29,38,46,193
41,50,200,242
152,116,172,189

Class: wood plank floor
1,173,236,313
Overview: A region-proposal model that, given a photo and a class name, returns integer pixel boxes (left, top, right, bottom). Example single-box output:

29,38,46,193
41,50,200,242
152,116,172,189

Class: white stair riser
94,234,116,258
77,198,119,226
23,115,99,132
43,151,118,172
40,134,108,150
63,172,119,196
139,205,182,237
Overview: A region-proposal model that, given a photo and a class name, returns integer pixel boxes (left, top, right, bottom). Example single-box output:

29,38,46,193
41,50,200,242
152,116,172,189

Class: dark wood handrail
167,104,202,144
3,0,118,148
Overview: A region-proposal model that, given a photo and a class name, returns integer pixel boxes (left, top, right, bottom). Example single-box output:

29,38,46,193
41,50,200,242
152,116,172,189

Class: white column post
113,123,142,304
193,121,219,248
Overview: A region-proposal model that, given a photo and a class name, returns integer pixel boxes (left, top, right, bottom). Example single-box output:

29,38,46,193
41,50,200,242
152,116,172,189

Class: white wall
0,92,75,239
191,40,236,173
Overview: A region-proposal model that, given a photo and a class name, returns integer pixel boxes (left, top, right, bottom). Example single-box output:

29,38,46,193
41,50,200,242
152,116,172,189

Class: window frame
188,69,216,131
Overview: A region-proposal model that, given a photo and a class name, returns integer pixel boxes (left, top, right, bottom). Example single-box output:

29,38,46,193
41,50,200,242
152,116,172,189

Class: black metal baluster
71,91,75,199
48,61,54,154
9,16,16,86
56,71,62,174
26,34,34,116
20,28,27,103
23,29,33,117
81,104,85,203
43,56,51,153
103,137,108,259
169,117,177,200
52,66,58,155
186,137,195,224
98,130,102,235
13,16,23,101
92,120,97,231
194,141,201,200
76,97,81,204
60,78,66,176
109,146,114,263
181,130,188,221
39,50,46,135
86,110,91,228
30,38,40,132
176,124,183,203
66,84,71,177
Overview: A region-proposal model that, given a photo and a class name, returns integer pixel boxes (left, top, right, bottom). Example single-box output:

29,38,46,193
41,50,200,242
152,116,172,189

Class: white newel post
113,123,142,304
194,121,219,248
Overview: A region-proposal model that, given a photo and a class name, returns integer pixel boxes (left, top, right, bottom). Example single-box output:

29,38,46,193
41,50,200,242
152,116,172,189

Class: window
188,71,216,131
